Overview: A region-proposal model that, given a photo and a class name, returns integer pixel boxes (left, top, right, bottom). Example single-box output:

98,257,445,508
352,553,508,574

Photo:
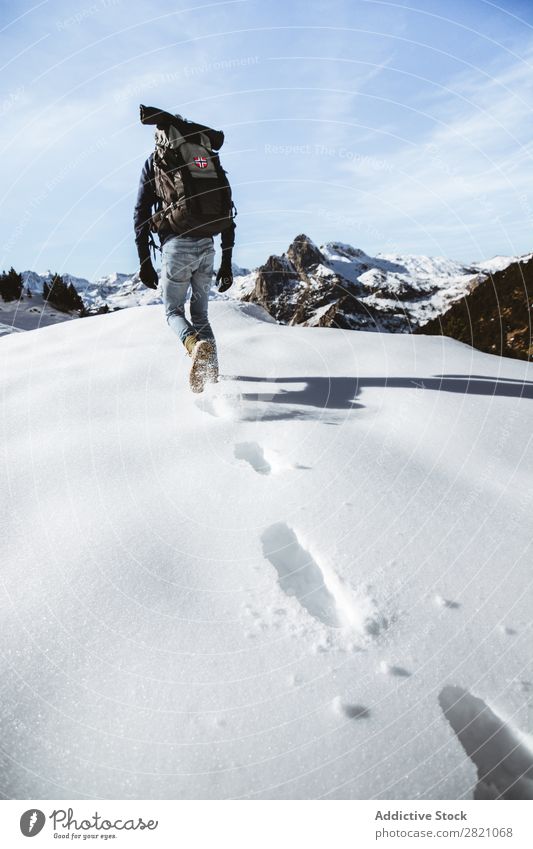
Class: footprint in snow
434,594,461,610
332,696,370,719
234,441,272,475
439,685,533,800
498,624,517,636
234,442,302,475
195,391,243,420
261,522,386,637
196,380,288,423
379,660,411,677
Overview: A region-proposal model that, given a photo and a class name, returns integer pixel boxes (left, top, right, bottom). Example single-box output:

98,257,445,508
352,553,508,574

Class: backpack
139,104,236,239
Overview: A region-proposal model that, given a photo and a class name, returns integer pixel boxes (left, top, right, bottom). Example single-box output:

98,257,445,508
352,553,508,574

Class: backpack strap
148,230,160,259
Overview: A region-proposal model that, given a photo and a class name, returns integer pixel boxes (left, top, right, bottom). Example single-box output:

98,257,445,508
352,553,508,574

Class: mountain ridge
1,236,531,360
418,255,533,361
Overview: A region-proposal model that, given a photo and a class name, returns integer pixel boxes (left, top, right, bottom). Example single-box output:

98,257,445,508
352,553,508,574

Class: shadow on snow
231,374,533,414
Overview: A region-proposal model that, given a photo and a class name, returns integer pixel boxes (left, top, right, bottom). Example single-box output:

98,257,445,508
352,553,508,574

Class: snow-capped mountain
1,299,532,799
474,253,533,274
230,261,251,277
237,235,486,332
21,269,93,295
21,269,159,310
82,271,160,311
1,241,530,349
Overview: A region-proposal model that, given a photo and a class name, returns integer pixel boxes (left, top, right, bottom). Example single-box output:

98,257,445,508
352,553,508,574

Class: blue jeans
161,234,216,345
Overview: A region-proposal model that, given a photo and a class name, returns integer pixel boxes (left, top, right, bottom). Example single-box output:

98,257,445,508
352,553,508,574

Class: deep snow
0,299,532,800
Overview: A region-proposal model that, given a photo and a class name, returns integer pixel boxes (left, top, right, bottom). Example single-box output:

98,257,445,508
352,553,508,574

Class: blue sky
1,0,533,279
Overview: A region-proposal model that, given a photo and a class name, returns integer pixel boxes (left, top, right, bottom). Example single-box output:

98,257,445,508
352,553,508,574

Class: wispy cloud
332,40,533,260
1,0,533,275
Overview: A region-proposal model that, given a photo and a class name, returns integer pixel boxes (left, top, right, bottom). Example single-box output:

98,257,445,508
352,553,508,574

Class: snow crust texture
0,300,532,799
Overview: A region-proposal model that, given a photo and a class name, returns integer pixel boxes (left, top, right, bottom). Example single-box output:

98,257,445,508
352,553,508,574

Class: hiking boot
183,333,198,357
205,344,219,385
189,339,215,393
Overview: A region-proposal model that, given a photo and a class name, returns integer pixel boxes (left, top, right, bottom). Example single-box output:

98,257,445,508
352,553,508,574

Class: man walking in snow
133,106,236,392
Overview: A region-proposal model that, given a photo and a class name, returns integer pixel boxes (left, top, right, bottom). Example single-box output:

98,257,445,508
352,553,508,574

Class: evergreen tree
0,267,23,301
67,281,84,312
44,274,84,313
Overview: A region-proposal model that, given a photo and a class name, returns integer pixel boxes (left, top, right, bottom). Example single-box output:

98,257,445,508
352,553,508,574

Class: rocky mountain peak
250,254,300,310
285,234,325,275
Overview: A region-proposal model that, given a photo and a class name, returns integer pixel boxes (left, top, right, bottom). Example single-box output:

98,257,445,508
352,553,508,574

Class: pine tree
0,267,23,301
44,274,84,313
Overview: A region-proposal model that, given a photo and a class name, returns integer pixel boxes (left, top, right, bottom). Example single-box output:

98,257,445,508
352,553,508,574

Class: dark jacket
133,152,235,260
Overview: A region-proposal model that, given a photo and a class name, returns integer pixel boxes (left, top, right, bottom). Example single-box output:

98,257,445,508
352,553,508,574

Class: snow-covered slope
0,271,162,336
0,290,78,335
474,253,533,274
5,265,240,335
1,300,532,800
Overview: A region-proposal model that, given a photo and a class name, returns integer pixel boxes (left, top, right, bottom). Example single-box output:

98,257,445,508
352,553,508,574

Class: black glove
139,256,159,290
216,258,233,293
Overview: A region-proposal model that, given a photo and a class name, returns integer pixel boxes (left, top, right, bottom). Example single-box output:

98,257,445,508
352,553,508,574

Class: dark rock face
247,254,302,320
294,274,386,330
418,258,533,361
244,234,415,331
286,234,325,277
245,249,381,329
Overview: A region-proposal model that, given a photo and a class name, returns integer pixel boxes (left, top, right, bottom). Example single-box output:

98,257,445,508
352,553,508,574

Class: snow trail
0,299,532,799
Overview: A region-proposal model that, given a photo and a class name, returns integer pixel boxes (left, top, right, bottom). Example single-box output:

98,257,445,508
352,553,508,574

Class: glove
216,258,233,293
139,256,159,290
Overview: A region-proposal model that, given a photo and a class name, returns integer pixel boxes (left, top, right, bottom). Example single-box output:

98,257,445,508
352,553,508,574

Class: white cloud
332,42,533,258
